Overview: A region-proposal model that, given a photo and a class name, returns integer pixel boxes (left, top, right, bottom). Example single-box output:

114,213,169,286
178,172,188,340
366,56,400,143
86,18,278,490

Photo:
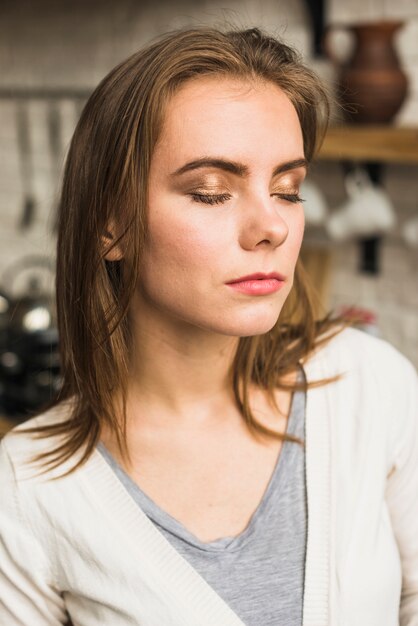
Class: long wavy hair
17,25,349,478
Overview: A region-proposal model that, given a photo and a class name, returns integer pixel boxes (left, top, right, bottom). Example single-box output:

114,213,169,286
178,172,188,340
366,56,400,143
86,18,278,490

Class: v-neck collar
81,442,247,626
79,347,331,626
96,369,305,555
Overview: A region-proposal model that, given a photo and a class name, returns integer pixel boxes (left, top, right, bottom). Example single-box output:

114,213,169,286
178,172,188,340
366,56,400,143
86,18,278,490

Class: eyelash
189,193,305,205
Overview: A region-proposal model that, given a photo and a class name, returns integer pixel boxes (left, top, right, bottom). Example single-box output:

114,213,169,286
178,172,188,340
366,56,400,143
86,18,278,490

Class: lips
226,271,285,284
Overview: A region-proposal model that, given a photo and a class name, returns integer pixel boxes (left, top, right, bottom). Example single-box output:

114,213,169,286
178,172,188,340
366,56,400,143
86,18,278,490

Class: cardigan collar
78,343,332,626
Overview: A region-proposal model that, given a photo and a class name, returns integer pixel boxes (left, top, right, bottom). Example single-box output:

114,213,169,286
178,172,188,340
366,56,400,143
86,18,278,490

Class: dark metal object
358,236,381,274
359,162,384,275
303,0,325,57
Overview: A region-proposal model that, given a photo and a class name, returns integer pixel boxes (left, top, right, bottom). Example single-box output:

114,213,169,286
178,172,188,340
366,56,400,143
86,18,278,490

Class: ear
102,220,124,261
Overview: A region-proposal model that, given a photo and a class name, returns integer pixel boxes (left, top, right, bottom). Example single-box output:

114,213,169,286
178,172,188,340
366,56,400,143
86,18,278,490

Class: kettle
0,254,56,334
0,255,61,419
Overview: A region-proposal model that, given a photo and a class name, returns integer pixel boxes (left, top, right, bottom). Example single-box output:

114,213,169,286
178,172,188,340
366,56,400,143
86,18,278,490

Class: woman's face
136,77,306,337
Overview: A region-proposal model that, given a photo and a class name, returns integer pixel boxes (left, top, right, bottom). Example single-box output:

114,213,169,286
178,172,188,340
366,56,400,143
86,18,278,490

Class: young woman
0,26,417,626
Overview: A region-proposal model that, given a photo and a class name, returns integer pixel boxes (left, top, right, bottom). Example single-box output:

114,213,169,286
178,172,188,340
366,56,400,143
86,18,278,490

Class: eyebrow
170,156,308,178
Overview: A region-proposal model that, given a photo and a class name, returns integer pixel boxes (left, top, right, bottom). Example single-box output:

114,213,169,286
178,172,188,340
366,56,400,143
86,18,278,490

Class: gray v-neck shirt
98,367,307,626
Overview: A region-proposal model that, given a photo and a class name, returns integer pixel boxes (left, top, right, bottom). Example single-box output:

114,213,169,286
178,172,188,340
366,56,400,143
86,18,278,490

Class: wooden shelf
317,126,418,164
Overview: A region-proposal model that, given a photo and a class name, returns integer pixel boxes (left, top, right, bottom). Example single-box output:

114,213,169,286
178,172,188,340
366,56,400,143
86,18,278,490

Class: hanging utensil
47,98,63,235
15,99,37,231
51,95,87,234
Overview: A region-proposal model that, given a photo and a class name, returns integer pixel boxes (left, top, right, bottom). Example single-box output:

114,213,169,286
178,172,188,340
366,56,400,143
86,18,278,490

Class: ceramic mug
402,215,418,248
300,179,329,226
326,168,396,241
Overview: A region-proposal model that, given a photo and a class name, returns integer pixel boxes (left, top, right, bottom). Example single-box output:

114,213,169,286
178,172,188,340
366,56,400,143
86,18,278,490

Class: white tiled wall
0,0,417,366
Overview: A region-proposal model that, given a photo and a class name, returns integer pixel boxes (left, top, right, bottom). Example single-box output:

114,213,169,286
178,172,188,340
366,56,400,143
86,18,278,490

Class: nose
238,192,290,250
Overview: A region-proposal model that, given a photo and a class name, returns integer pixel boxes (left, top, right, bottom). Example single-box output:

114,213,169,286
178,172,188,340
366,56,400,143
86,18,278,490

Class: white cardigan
0,327,417,626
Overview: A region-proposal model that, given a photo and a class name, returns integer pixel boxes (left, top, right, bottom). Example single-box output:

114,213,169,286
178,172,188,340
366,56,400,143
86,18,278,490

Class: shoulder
0,398,92,544
307,326,417,435
312,324,416,383
306,327,417,476
0,398,76,482
0,400,91,594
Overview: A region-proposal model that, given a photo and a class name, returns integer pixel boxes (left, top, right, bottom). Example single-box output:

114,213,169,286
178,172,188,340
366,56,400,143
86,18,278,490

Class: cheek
285,210,305,262
141,208,222,288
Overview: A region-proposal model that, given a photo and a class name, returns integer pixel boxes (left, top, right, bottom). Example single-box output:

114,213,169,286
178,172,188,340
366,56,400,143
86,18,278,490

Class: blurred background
0,0,417,429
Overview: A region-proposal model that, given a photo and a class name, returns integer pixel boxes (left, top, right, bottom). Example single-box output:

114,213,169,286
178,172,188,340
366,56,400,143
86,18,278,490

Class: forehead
155,76,303,163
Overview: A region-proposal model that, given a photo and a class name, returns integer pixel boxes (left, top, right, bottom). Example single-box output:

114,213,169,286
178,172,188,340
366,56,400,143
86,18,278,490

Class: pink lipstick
225,272,285,295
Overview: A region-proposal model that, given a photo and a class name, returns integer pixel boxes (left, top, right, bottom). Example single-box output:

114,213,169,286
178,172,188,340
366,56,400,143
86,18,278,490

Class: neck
124,301,241,431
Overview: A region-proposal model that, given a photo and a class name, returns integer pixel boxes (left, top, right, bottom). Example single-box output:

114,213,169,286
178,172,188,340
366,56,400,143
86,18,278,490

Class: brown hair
17,25,349,478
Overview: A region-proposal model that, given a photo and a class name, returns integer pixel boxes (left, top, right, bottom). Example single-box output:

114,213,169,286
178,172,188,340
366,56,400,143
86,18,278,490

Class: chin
200,307,283,338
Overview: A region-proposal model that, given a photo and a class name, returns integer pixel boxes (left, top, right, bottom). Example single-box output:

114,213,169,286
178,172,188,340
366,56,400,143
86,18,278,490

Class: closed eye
189,193,231,205
275,193,305,204
190,192,305,205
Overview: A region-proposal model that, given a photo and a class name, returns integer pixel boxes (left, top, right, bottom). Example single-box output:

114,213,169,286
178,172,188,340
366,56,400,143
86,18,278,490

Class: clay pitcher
324,20,408,124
